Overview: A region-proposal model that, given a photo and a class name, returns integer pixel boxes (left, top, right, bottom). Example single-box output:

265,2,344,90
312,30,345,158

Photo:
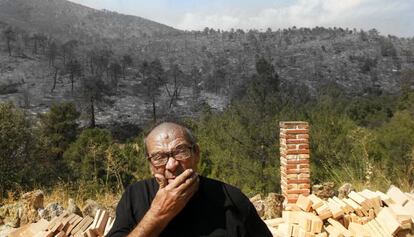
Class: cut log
327,218,352,237
296,195,313,212
376,207,401,235
386,185,409,206
308,194,324,210
324,225,344,237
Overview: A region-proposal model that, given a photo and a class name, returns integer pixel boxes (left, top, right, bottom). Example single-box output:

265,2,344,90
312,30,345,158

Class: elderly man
107,122,272,237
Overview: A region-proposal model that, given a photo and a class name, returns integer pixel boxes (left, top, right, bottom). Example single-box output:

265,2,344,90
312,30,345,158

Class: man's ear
149,164,155,175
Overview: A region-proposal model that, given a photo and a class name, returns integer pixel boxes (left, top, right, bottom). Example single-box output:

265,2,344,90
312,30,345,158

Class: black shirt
107,176,272,237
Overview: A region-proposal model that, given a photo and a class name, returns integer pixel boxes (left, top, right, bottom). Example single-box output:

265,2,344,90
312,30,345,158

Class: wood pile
8,209,114,237
266,185,414,237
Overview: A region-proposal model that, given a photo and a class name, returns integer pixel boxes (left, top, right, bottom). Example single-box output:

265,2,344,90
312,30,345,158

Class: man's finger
154,174,167,188
182,175,200,201
168,169,194,189
176,173,199,193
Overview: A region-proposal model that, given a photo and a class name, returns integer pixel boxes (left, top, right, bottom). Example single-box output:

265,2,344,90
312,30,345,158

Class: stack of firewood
9,209,114,237
265,185,414,237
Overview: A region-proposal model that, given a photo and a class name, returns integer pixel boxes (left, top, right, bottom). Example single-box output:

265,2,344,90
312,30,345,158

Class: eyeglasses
147,144,194,167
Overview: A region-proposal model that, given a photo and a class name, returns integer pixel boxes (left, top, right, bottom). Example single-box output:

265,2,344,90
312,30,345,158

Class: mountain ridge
0,0,413,130
0,0,179,42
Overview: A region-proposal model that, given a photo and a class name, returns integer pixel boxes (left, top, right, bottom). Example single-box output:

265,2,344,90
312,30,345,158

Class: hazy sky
68,0,414,37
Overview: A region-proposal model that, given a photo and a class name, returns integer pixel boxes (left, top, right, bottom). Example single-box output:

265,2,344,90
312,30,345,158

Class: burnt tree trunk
90,96,96,128
152,96,157,124
51,67,59,93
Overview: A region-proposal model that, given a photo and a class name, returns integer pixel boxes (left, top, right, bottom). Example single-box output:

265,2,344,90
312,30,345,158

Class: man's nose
165,156,179,171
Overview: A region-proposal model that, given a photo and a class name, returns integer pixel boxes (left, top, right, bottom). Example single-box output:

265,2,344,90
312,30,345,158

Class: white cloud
68,0,414,37
174,0,414,37
177,13,241,30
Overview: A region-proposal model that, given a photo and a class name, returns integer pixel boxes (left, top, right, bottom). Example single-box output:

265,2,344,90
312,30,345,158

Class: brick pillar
280,121,310,204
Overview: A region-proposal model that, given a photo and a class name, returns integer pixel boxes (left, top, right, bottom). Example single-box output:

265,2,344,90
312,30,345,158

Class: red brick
286,149,309,155
286,179,310,184
280,134,297,139
287,189,311,195
280,121,308,126
287,144,298,149
280,124,297,129
297,134,309,139
299,168,310,173
298,173,311,178
286,139,308,144
282,173,302,179
286,164,298,169
287,184,299,189
286,159,309,164
298,144,309,149
285,129,309,134
286,169,301,174
299,183,311,189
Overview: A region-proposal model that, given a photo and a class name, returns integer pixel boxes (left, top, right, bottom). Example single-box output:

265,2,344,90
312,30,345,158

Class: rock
338,183,355,199
250,194,265,218
108,199,119,217
0,203,23,228
312,182,336,200
250,194,262,203
263,193,284,220
20,190,44,225
39,202,64,221
82,199,101,218
0,206,6,219
21,190,44,210
0,224,16,237
67,199,82,217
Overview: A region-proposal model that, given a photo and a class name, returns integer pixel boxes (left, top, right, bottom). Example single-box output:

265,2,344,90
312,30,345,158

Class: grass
42,181,122,210
0,181,123,211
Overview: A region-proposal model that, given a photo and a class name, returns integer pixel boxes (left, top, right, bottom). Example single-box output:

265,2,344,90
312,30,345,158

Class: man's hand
127,169,199,237
150,169,199,222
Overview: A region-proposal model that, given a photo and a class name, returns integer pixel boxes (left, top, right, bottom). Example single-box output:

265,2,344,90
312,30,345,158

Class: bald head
145,122,197,157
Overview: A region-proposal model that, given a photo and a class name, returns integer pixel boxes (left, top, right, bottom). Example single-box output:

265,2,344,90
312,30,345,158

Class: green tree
38,103,80,161
376,111,414,184
63,128,113,182
345,96,394,127
305,91,357,184
0,103,31,194
398,69,414,114
105,137,151,190
246,57,280,115
191,58,283,195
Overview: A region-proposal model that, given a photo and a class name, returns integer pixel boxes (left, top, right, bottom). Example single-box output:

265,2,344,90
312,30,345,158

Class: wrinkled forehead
146,124,192,150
